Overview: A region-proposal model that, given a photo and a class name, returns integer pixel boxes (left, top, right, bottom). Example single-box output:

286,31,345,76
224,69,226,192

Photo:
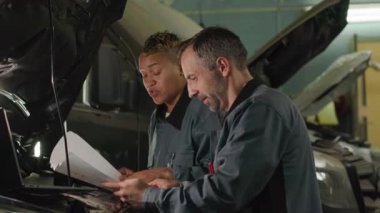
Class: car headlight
313,151,359,212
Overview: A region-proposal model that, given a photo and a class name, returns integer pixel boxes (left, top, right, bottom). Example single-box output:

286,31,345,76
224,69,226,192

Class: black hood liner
0,0,126,138
248,0,349,88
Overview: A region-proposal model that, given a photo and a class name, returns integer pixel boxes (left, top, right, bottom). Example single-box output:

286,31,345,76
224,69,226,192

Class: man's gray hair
178,26,248,71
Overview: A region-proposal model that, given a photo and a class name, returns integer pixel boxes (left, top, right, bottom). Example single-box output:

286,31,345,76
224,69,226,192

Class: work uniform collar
156,87,190,130
225,77,263,118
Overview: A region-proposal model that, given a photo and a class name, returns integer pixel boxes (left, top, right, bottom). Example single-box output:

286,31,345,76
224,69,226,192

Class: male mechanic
103,27,321,213
119,32,221,184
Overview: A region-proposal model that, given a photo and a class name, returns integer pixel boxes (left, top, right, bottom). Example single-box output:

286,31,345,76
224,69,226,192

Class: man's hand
128,167,174,183
149,178,181,189
102,178,148,210
118,167,135,181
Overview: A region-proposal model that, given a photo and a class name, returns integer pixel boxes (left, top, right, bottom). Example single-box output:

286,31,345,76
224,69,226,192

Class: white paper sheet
49,131,121,189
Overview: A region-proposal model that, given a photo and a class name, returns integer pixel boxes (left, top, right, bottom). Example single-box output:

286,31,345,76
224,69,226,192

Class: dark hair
179,26,248,71
142,31,181,56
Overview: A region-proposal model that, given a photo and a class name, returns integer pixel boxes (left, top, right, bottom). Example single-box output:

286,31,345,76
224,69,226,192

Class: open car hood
248,0,349,88
0,0,127,138
108,0,202,58
294,51,371,116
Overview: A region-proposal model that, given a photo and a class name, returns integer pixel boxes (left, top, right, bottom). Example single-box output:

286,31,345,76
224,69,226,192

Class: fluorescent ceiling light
347,4,380,23
304,4,380,23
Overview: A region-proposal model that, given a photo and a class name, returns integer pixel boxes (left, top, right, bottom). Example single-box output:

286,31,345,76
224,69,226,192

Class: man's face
139,52,183,105
180,47,227,112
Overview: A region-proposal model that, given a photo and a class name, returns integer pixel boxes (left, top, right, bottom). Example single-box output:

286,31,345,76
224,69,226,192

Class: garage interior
1,0,380,212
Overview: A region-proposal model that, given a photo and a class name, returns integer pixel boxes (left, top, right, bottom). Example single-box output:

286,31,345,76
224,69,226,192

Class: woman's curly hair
142,31,181,55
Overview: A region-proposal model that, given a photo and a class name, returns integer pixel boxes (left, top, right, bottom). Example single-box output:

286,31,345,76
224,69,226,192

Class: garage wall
356,40,380,148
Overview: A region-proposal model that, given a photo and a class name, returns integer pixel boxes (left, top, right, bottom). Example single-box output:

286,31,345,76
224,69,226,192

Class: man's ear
216,57,230,77
178,64,184,76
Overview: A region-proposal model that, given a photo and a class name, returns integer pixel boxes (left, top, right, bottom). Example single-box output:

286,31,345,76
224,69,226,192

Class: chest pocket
173,152,194,167
172,152,196,181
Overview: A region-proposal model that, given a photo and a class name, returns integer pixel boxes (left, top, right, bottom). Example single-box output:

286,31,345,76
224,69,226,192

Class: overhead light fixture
347,4,380,23
304,4,380,23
